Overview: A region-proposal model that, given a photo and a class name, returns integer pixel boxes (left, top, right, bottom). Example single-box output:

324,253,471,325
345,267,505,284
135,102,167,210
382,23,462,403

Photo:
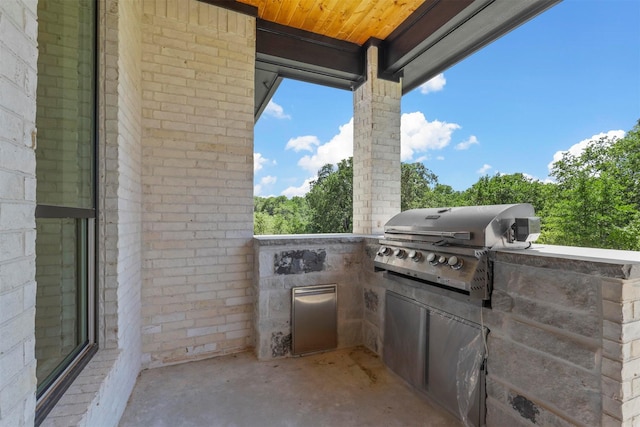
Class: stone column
353,44,402,235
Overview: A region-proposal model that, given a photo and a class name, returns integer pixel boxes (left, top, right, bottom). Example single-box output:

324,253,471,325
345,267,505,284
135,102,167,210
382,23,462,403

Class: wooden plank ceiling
237,0,426,45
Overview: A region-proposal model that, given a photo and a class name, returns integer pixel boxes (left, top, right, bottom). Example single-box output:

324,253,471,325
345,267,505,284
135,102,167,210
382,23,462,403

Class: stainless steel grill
374,204,540,300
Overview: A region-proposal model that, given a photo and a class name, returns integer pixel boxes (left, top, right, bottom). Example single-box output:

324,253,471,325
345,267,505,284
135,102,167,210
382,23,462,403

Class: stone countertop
495,244,640,280
253,233,379,246
498,244,640,264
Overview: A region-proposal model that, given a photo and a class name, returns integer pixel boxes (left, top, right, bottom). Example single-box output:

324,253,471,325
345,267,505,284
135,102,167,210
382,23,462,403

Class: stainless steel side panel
428,309,485,427
291,284,337,355
383,292,428,388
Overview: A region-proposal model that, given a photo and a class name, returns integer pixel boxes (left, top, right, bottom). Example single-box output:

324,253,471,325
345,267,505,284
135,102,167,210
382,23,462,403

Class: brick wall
353,45,401,235
0,0,38,426
140,1,255,368
601,274,640,425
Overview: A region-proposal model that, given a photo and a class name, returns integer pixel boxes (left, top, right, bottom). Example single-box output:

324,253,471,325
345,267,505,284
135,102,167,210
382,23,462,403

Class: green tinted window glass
36,0,95,209
35,218,89,393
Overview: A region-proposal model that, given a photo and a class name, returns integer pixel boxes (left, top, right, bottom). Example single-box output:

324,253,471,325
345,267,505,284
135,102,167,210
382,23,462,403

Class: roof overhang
201,0,561,120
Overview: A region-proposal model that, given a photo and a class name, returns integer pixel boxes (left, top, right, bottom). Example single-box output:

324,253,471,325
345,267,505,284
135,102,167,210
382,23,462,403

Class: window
34,0,97,422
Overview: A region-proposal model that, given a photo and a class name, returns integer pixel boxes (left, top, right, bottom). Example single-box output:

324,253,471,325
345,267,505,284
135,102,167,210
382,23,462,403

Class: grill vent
469,254,490,299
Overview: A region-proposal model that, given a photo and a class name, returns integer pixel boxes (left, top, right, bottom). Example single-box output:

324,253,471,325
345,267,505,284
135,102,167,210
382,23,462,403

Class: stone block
603,299,625,323
493,262,599,311
491,289,514,312
603,356,624,382
268,289,291,320
489,337,601,425
602,374,629,402
603,279,624,302
363,321,380,355
511,294,599,338
604,319,623,341
603,338,624,361
486,397,539,427
622,320,640,342
506,318,599,370
622,357,640,383
602,413,624,427
338,319,362,348
494,251,635,279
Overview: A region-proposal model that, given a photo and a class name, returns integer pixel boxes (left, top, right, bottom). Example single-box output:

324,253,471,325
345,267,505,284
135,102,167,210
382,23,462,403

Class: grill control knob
438,255,447,265
408,250,422,262
448,256,464,270
426,253,437,264
378,246,392,256
393,248,407,259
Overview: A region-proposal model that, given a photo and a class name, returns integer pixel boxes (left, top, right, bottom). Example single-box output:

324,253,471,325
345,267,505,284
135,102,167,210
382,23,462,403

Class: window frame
34,0,99,423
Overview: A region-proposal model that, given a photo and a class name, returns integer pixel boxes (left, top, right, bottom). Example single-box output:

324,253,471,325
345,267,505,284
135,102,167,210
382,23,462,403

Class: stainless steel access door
428,309,486,427
291,284,337,355
383,292,428,389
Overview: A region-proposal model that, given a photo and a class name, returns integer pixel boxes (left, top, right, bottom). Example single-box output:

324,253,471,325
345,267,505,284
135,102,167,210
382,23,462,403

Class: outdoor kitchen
254,204,640,426
5,1,640,426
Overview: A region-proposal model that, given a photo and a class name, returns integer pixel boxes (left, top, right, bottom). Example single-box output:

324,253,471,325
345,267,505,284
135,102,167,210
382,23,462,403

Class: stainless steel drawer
291,284,337,355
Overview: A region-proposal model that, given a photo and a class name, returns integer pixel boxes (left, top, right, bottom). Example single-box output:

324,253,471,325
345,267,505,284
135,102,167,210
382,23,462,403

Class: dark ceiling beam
256,19,364,85
254,70,282,120
378,0,474,81
396,0,562,94
197,0,258,17
254,19,366,120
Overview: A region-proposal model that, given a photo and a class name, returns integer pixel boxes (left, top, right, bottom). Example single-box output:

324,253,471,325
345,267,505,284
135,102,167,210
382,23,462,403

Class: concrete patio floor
119,346,461,427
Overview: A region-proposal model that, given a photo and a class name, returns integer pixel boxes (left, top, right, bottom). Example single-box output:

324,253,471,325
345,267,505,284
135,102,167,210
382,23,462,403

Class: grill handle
385,229,472,240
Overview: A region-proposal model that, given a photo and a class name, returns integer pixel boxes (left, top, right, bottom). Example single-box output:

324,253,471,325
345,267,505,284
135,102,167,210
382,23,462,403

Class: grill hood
384,203,539,248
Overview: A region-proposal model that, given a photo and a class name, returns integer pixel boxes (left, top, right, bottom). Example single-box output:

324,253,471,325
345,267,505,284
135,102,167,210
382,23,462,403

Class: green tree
544,126,640,250
400,162,464,209
461,173,552,215
401,162,438,210
609,121,640,209
306,158,353,233
253,195,311,234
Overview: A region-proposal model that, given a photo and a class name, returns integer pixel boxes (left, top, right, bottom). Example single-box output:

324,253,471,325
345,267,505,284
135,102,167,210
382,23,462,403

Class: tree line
255,121,640,251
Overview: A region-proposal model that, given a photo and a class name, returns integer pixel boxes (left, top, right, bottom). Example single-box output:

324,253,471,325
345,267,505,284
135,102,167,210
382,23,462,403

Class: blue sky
254,0,640,197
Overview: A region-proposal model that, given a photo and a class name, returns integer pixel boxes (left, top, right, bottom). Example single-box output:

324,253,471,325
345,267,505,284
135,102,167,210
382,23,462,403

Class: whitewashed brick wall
353,45,401,235
0,1,38,426
140,1,255,368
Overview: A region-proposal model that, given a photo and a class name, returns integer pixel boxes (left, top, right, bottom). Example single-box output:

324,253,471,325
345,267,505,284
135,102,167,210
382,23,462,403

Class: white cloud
282,177,313,198
285,135,321,152
477,164,492,174
264,100,291,119
254,152,268,172
260,175,277,185
419,73,446,94
436,156,445,161
547,129,625,172
298,118,354,173
253,175,277,196
455,135,479,151
401,112,460,161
